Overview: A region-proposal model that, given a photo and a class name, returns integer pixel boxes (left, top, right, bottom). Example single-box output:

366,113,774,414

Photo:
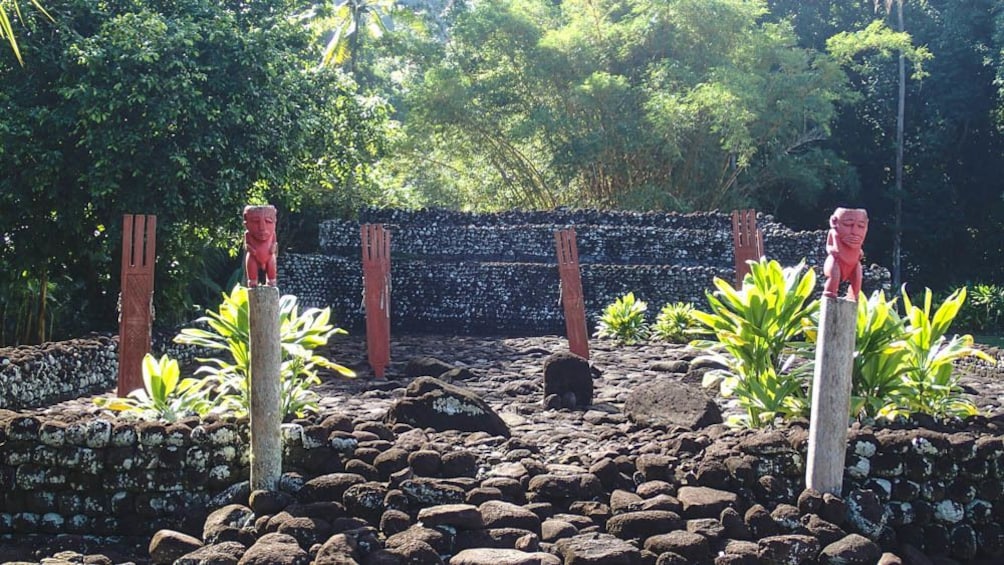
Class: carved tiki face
830,207,868,250
243,205,277,243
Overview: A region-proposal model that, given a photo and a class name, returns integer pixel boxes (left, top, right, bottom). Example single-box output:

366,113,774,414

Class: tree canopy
381,0,853,212
0,0,388,340
4,0,1004,342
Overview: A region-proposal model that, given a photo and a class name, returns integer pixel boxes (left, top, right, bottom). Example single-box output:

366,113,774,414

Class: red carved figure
823,207,868,301
244,205,278,287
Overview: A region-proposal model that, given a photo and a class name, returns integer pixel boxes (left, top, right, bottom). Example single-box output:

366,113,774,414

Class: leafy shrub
847,291,912,418
651,302,703,343
954,282,1004,334
175,285,354,419
693,259,818,427
595,292,649,344
883,287,993,419
95,354,210,421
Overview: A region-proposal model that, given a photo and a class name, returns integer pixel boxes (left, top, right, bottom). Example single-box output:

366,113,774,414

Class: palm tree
317,0,396,74
1,0,51,66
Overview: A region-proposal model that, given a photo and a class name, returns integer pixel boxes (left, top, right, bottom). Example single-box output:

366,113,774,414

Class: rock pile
6,333,1004,564
148,422,897,565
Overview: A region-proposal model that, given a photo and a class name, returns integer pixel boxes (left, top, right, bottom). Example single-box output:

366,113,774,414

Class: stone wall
0,337,118,411
1,403,1002,561
681,423,1004,561
281,208,890,334
0,334,206,411
0,410,250,541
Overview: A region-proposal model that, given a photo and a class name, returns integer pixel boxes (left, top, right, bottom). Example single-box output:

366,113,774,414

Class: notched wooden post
731,209,764,288
556,228,589,359
362,224,391,378
118,214,156,397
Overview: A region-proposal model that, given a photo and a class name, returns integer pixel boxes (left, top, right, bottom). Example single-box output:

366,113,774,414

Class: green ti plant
806,290,912,419
848,290,912,419
693,259,818,428
884,287,993,419
94,354,211,421
595,292,650,345
175,285,355,419
651,302,703,344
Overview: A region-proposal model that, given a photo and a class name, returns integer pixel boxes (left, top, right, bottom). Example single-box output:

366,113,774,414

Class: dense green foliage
6,0,1004,342
892,287,991,418
95,287,353,421
0,0,50,65
847,291,911,419
376,0,1004,291
94,353,211,421
692,262,988,427
651,302,702,344
0,0,389,342
384,0,851,211
766,0,1004,291
953,283,1004,334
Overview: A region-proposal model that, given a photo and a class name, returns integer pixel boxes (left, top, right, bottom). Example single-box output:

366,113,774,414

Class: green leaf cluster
0,0,50,65
95,354,210,421
594,292,649,345
695,265,993,426
826,20,933,81
174,285,355,419
829,287,992,420
848,290,912,418
952,283,1004,334
693,259,818,427
651,302,704,344
889,287,992,419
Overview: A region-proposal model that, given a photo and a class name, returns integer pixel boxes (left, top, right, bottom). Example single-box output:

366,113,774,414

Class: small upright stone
543,352,595,408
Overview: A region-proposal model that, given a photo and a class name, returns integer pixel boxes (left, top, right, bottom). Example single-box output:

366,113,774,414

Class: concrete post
249,286,281,491
806,296,857,495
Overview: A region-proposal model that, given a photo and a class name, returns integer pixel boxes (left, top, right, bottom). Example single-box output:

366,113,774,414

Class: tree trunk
891,0,906,290
36,267,47,344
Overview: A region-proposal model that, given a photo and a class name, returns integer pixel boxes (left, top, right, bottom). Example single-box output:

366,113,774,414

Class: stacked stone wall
1,403,1002,561
0,410,249,541
0,337,118,411
282,208,889,333
0,334,208,411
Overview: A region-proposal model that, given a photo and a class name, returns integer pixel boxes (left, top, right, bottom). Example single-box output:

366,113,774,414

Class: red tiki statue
823,207,868,301
244,205,278,287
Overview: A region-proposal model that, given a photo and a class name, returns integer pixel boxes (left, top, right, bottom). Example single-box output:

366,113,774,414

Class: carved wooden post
118,214,156,397
556,229,589,359
806,297,856,495
362,224,391,379
249,286,282,491
807,207,868,495
731,209,764,287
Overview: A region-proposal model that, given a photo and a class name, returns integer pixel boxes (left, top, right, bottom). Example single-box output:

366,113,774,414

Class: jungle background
2,0,1003,345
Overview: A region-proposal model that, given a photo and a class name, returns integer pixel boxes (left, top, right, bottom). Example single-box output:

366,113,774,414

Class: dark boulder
384,377,510,438
542,352,596,408
624,380,721,430
404,357,455,379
